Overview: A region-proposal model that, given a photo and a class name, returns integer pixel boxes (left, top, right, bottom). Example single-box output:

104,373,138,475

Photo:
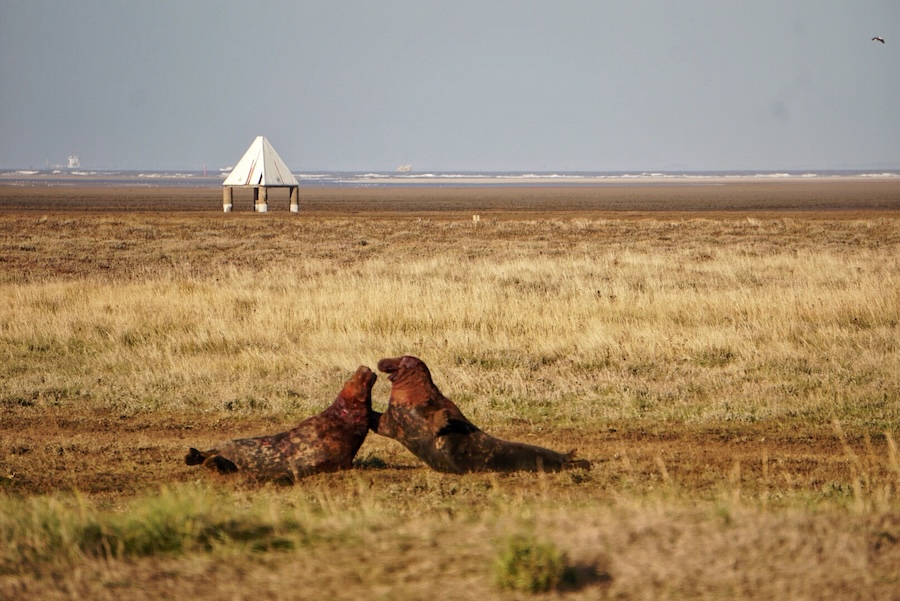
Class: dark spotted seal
186,365,376,483
369,355,590,473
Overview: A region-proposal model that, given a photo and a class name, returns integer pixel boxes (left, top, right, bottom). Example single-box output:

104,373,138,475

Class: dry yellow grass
2,182,900,599
3,216,898,427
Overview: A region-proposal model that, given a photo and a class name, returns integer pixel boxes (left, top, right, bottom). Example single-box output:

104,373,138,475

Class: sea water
1,169,897,188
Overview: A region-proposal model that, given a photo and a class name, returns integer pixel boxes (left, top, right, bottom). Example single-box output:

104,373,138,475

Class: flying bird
872,36,885,43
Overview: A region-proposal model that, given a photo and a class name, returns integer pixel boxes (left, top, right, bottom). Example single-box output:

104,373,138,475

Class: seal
369,355,590,473
185,365,376,483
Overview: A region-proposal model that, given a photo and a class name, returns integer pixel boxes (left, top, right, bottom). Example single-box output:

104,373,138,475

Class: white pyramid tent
223,136,298,187
222,136,300,212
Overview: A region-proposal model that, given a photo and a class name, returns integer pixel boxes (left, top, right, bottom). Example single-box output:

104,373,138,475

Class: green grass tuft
493,534,573,593
0,485,304,571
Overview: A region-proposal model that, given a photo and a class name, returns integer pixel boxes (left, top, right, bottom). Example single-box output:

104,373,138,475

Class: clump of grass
91,485,302,558
493,534,573,593
0,485,301,572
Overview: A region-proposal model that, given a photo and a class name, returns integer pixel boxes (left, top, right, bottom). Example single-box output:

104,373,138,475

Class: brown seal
369,355,590,473
185,365,376,483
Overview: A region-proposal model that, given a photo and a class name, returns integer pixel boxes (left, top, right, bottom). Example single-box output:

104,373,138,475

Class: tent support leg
223,187,233,212
255,187,268,213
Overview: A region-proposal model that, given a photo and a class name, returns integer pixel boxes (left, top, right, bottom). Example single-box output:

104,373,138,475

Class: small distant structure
222,136,299,213
67,155,80,169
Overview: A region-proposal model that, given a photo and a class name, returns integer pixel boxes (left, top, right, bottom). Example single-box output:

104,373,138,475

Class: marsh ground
2,180,900,599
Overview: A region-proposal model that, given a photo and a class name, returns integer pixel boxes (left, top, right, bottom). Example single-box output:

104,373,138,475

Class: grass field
2,181,900,599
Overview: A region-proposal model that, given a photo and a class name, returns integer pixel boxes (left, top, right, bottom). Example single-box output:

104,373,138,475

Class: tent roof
223,136,298,187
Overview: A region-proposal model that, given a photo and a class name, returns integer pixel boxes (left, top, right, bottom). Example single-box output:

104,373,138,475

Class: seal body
186,366,376,483
370,355,590,474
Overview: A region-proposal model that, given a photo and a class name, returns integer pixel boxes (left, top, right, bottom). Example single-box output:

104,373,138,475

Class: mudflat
2,177,900,218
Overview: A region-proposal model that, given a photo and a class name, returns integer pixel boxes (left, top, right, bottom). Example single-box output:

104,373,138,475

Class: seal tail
563,449,591,471
185,447,239,474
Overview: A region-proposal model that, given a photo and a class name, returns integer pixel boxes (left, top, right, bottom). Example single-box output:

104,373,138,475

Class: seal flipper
437,419,479,436
368,410,384,433
370,410,399,438
431,408,479,437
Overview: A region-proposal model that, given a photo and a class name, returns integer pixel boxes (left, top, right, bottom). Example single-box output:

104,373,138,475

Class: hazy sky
1,1,897,172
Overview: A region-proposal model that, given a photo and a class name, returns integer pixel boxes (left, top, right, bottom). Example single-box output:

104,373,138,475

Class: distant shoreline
1,169,898,189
